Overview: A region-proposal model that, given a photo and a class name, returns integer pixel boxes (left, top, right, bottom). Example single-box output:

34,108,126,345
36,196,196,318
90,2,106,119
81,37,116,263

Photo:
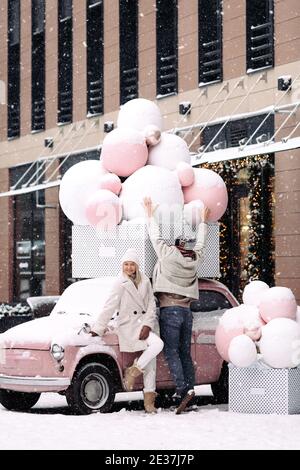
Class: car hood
0,314,118,351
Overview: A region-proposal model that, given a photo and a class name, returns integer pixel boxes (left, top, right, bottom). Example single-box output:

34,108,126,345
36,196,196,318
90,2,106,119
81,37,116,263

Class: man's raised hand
142,197,158,218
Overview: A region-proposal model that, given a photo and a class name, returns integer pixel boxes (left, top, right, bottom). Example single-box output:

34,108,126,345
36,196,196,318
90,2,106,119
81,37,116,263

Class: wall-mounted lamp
104,121,114,133
278,76,292,92
44,137,54,148
179,102,192,115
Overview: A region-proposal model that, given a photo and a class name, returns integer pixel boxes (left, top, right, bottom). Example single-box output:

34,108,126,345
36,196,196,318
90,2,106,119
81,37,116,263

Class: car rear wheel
0,390,41,411
211,362,228,404
66,363,115,414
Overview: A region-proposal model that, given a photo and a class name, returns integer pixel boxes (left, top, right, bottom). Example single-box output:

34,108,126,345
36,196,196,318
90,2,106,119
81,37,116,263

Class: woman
91,248,164,413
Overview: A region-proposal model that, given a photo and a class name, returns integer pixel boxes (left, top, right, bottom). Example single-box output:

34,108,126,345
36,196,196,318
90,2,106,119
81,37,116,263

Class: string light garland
202,155,275,300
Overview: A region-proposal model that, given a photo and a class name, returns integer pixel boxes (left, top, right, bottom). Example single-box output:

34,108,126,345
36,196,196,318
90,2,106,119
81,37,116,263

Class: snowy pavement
0,386,300,450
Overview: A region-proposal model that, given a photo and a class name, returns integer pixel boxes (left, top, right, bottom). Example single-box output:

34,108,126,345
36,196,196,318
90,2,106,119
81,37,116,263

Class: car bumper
0,374,70,393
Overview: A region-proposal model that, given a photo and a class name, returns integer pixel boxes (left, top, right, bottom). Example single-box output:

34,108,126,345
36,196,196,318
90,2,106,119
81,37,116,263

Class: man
143,197,209,414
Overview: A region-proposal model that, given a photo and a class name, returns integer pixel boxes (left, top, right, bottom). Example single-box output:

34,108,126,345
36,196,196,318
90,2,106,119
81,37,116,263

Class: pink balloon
101,128,148,177
98,174,122,195
183,168,228,222
176,162,195,187
259,287,297,323
85,189,122,230
215,324,244,363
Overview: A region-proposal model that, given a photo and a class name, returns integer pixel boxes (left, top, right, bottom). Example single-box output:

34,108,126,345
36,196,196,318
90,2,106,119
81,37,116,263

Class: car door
192,289,233,385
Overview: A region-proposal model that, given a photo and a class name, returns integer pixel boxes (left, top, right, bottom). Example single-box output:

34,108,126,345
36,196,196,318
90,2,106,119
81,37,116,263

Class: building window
246,0,274,72
198,0,222,85
32,0,45,132
119,0,138,105
58,0,73,124
156,0,178,98
7,0,20,139
87,0,104,116
11,164,45,301
202,114,274,152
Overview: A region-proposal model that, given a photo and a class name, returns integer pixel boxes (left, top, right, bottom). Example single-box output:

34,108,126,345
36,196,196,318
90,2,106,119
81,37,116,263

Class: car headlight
51,344,65,361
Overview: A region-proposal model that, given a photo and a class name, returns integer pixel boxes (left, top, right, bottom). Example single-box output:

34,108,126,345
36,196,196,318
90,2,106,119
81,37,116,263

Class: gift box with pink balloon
58,98,228,279
215,280,300,414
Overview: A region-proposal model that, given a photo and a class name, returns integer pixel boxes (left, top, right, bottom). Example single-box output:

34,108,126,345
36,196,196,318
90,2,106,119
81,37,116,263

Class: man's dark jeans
159,306,195,398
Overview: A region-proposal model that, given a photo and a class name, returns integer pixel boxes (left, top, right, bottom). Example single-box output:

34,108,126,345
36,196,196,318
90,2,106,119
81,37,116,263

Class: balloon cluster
59,98,228,230
216,281,300,369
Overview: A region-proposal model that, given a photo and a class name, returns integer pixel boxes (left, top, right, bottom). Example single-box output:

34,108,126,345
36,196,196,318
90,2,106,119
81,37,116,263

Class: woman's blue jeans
159,306,195,398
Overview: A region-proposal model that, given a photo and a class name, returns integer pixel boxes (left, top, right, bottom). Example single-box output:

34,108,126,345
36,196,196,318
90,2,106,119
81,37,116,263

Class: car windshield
51,277,117,318
192,289,233,330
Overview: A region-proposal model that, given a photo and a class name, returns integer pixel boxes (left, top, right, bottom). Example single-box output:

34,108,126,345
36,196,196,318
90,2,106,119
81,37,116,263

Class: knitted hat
121,248,140,266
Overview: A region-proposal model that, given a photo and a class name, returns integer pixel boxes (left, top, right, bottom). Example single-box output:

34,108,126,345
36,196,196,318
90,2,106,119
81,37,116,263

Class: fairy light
201,154,275,300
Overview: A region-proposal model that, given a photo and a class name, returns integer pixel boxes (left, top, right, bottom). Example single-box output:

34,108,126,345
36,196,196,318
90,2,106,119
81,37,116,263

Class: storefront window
11,164,45,302
204,154,275,301
14,191,45,301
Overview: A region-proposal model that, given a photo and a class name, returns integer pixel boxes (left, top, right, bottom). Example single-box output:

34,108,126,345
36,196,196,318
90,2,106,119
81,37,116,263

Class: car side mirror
190,300,202,312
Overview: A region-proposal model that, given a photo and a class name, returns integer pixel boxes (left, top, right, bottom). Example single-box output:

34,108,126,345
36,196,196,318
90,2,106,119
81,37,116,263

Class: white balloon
148,133,190,170
117,98,162,132
238,304,263,330
260,318,300,368
120,165,184,231
228,334,257,367
242,280,269,307
184,200,204,227
219,307,244,331
59,160,108,225
297,306,300,324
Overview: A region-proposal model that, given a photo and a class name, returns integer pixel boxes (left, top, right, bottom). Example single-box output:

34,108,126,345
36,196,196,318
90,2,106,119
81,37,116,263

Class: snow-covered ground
0,385,300,450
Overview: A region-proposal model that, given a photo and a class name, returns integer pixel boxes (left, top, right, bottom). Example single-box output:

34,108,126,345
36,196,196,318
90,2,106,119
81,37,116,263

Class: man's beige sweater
147,217,208,301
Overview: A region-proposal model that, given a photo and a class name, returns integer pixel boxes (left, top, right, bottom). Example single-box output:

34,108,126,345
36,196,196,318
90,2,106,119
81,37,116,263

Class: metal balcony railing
8,105,20,139
200,39,222,84
58,90,72,123
121,66,138,104
157,54,177,95
88,78,103,115
32,98,45,132
249,20,273,69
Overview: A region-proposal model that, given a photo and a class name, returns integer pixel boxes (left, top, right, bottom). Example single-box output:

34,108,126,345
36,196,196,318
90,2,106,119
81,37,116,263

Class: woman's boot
144,392,158,414
124,360,143,391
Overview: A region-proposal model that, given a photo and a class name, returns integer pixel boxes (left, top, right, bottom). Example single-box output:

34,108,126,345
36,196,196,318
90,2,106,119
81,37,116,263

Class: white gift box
72,222,220,279
229,362,300,414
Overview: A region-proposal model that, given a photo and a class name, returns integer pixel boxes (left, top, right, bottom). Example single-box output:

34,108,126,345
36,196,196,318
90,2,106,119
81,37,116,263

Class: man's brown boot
175,390,195,415
124,360,143,391
144,392,158,414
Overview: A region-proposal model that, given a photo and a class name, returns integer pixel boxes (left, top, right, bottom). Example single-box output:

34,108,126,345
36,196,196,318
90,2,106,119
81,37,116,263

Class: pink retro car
0,277,238,414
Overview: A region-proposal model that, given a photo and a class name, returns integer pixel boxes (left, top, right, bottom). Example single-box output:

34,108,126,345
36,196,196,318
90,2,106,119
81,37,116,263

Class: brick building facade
0,0,299,303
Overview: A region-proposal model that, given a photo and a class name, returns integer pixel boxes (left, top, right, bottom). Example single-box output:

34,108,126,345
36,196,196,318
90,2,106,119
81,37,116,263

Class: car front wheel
66,363,115,414
0,390,41,411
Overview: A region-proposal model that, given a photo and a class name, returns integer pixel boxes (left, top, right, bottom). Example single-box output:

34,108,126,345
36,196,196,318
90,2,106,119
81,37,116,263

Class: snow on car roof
52,277,117,317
